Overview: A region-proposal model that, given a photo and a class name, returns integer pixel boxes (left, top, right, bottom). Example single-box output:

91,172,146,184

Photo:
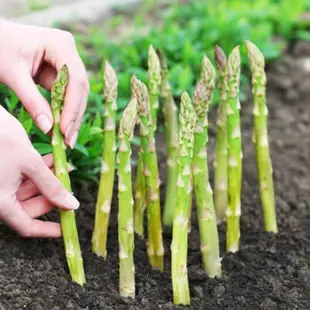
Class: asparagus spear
192,56,222,277
226,46,243,253
92,61,118,258
148,45,162,131
51,64,86,285
156,48,179,226
171,91,196,305
131,76,164,271
133,46,161,237
245,40,277,233
117,97,138,298
133,155,146,237
214,46,228,223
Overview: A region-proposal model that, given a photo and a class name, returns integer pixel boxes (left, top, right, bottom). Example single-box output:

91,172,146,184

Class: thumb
7,69,54,134
22,149,80,211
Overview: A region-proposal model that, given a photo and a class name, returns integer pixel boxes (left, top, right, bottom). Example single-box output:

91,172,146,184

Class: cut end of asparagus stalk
104,60,118,103
214,45,227,72
148,45,162,95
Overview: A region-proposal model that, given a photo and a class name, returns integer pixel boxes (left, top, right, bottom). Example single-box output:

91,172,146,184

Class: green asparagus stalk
92,61,118,258
133,46,161,237
131,76,164,271
245,40,277,233
51,64,86,285
226,46,242,253
148,45,162,131
214,45,228,223
171,91,196,306
156,48,179,226
117,97,138,298
192,56,222,277
133,155,146,237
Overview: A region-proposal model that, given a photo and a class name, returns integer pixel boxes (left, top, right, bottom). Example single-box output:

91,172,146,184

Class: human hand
0,106,80,238
0,19,89,148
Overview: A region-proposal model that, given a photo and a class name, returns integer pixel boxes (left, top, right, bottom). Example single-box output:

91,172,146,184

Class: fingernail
65,192,80,210
69,131,78,149
65,121,74,140
36,114,52,134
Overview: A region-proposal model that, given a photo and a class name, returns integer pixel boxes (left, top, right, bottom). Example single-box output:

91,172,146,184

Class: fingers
2,199,61,238
17,157,73,201
22,150,80,211
21,195,53,218
44,31,89,148
17,154,54,201
35,63,57,91
7,65,53,134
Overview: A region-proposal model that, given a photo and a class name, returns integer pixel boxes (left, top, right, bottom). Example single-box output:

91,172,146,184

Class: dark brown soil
1,41,310,310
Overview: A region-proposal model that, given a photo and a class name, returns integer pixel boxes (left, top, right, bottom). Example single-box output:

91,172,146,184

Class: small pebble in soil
235,296,246,306
58,276,69,286
31,303,45,310
192,285,204,298
298,266,310,282
147,278,157,286
188,266,207,281
120,296,134,304
66,300,75,310
285,265,295,275
287,287,300,300
141,298,148,305
212,284,226,298
162,302,174,310
260,297,278,310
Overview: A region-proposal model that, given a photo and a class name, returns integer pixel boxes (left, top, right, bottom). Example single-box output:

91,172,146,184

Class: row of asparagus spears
49,40,277,305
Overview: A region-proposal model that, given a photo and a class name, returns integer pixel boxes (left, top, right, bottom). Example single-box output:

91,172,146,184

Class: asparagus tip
119,97,138,138
156,47,168,70
104,60,118,102
214,45,227,72
193,80,208,116
228,45,241,71
245,40,265,68
201,54,215,80
131,75,149,115
52,64,69,92
148,45,162,92
201,54,216,90
180,91,196,143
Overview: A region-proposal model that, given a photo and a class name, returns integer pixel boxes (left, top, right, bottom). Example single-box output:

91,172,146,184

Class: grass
0,0,309,186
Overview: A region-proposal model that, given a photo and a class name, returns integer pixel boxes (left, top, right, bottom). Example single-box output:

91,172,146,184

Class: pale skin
0,19,89,238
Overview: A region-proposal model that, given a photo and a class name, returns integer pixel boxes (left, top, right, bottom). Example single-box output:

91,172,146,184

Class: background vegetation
0,0,309,186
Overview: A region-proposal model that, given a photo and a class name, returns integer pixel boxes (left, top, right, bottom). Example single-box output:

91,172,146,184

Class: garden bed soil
1,41,310,310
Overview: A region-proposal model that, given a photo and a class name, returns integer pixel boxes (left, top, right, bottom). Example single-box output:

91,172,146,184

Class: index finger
44,30,89,148
3,199,61,238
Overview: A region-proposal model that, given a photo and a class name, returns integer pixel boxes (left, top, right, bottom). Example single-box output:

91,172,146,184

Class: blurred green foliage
0,0,309,185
